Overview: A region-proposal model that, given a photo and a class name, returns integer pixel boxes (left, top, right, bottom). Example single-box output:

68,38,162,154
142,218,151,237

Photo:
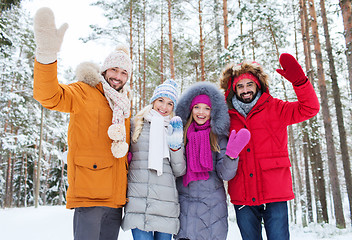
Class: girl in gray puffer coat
174,82,250,240
122,79,186,240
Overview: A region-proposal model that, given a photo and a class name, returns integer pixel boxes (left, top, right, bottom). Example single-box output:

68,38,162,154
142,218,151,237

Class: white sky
23,0,118,69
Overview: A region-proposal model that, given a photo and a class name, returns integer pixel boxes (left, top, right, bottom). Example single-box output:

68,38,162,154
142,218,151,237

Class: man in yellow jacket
33,7,132,240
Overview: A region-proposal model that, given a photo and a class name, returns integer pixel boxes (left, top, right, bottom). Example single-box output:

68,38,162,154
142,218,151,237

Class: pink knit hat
190,94,211,110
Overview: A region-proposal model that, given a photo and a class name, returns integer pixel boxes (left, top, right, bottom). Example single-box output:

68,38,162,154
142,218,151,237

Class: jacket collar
229,92,271,119
76,62,103,87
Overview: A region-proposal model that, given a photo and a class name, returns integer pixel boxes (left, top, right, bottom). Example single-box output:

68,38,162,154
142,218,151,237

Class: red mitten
276,53,308,86
225,129,251,159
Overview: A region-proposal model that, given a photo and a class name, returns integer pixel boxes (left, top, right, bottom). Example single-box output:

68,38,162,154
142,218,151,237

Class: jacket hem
230,195,295,206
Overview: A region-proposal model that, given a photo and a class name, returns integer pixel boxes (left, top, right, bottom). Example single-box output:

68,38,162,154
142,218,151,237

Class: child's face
192,103,211,125
152,97,174,116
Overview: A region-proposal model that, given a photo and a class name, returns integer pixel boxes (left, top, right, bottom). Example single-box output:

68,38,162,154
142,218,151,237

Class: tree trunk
138,18,142,112
251,22,255,60
302,123,314,223
10,135,15,207
223,0,229,49
299,0,329,224
299,123,309,226
320,0,352,225
307,126,322,223
143,0,146,107
59,146,66,206
3,79,14,135
35,105,45,208
339,0,352,96
42,154,49,205
308,0,346,228
24,153,28,207
213,0,222,68
17,149,24,207
291,3,307,226
239,0,244,57
161,0,165,83
4,125,15,208
168,0,175,80
288,126,298,225
5,152,12,208
198,0,205,81
129,0,134,93
195,63,199,82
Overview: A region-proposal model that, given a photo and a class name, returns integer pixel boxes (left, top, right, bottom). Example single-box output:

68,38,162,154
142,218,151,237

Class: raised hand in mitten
167,116,184,151
276,53,308,86
34,7,68,64
225,129,251,159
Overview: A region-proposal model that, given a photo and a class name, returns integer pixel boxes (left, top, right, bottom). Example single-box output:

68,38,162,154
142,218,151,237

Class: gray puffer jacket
174,82,238,240
122,119,186,235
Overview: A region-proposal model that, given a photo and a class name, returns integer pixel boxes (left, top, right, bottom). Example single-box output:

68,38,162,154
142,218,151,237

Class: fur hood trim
75,62,102,87
75,61,131,97
175,82,229,136
219,60,270,94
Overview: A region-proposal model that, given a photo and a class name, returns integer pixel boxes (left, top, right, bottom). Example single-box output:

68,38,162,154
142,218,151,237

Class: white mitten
34,7,68,64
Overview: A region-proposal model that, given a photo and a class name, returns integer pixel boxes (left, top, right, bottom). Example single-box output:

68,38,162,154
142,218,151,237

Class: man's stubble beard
236,91,258,103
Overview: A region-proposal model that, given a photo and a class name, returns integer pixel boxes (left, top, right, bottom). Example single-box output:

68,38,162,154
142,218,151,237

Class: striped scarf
101,77,130,158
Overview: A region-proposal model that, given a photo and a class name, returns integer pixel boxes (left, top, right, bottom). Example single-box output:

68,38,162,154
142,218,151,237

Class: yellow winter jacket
33,60,130,209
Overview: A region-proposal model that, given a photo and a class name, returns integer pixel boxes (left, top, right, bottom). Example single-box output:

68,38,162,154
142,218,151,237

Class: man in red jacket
219,53,320,240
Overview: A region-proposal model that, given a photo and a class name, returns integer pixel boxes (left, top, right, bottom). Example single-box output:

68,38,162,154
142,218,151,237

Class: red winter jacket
227,80,319,206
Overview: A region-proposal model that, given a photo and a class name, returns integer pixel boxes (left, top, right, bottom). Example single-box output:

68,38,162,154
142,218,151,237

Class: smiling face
235,78,259,103
152,97,174,117
191,103,211,125
104,67,128,91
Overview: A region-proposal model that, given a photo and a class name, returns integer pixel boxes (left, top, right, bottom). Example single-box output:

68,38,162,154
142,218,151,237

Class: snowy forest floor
1,205,351,240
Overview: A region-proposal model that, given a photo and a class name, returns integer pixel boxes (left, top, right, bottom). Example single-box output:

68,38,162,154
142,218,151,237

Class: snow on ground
0,205,351,240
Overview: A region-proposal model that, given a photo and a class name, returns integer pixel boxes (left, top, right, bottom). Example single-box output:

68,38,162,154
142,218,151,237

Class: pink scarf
183,120,213,186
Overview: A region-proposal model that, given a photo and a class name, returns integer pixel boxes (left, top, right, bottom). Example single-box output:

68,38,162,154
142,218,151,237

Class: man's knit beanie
100,45,132,80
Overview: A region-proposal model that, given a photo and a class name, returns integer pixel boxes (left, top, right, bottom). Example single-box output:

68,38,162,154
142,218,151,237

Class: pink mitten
127,152,133,164
225,129,251,159
276,53,308,86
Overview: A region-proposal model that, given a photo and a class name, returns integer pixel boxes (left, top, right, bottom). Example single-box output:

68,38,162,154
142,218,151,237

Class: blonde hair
183,114,220,152
131,103,174,143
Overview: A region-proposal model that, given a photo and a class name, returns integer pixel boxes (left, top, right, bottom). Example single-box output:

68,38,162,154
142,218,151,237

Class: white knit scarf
101,77,131,158
145,109,170,176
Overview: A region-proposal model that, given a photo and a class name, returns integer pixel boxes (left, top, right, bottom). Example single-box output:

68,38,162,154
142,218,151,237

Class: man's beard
236,91,257,103
107,77,125,91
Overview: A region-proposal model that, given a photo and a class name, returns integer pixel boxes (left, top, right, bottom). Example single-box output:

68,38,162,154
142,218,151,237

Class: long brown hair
183,114,220,152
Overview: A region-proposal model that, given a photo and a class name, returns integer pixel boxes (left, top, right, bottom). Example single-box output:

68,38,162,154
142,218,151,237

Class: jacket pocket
74,156,114,199
259,157,293,200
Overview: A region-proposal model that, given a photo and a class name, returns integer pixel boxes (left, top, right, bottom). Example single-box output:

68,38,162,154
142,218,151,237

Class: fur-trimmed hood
75,61,131,95
175,82,229,136
75,62,102,87
219,60,270,107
